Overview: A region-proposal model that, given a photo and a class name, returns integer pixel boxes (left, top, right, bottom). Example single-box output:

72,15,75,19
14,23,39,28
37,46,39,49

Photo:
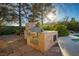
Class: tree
30,3,56,24
19,3,55,24
68,17,78,31
0,4,16,26
14,3,56,25
0,3,56,32
54,24,69,36
18,3,22,32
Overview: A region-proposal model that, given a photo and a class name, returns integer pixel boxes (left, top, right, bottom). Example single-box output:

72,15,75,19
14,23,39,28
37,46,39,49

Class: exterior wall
27,32,45,52
44,31,58,51
26,31,58,52
44,31,54,51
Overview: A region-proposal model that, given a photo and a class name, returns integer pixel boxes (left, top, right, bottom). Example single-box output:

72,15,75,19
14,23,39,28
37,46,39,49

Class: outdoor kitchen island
24,22,58,52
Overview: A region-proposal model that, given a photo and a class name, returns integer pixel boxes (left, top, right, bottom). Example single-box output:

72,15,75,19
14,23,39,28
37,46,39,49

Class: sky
55,3,79,21
42,3,79,23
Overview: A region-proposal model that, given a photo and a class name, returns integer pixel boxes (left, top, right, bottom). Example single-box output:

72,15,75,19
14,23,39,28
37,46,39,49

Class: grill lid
30,26,43,32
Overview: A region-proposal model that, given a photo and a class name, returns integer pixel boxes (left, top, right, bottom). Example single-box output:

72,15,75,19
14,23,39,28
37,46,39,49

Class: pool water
72,39,79,42
74,35,79,37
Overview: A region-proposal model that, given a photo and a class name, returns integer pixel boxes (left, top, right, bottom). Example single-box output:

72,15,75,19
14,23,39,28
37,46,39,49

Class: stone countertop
58,36,79,56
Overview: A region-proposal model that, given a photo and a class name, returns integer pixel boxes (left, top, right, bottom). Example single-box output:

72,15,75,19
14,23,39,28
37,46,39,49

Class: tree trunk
18,3,22,32
32,4,35,22
42,8,43,25
42,4,44,25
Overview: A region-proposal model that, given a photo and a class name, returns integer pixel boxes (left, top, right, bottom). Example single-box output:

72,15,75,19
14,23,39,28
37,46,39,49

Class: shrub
0,26,19,35
42,24,54,30
53,24,69,36
41,23,69,36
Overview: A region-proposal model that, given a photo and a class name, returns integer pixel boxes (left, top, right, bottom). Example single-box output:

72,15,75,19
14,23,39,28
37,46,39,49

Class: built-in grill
24,22,58,52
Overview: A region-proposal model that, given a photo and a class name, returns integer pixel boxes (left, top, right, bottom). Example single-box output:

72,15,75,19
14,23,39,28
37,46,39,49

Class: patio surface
0,34,62,56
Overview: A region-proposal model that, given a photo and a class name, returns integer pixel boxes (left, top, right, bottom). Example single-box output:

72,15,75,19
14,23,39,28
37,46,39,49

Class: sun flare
44,12,57,23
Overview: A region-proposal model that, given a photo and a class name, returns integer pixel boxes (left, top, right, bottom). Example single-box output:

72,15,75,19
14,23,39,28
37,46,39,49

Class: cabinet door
30,32,39,45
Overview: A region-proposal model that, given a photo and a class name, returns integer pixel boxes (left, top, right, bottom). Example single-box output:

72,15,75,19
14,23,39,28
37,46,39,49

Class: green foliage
0,4,17,26
59,17,79,32
67,17,78,31
60,17,79,31
53,24,69,36
71,17,76,22
42,24,54,30
0,26,20,35
41,23,69,36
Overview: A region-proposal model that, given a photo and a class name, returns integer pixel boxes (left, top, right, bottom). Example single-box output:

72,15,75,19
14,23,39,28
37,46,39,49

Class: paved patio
0,34,62,56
